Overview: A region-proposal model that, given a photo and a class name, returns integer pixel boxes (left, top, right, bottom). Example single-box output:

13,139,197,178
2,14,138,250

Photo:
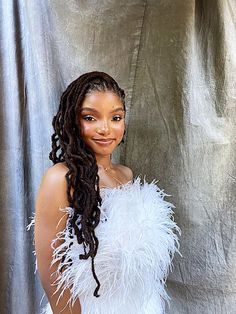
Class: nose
96,120,110,135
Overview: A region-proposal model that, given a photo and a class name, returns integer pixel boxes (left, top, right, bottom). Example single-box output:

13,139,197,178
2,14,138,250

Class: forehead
81,91,123,110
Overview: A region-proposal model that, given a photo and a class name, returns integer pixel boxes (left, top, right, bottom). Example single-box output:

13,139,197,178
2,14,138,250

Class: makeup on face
78,91,125,156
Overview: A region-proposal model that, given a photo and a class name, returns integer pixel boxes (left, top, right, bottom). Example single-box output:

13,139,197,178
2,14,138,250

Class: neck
96,154,112,170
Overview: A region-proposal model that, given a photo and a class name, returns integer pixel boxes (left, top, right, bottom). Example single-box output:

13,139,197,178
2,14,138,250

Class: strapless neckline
99,179,134,191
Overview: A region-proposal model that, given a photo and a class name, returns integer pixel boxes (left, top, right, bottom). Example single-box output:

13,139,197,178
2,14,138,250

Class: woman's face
78,91,125,157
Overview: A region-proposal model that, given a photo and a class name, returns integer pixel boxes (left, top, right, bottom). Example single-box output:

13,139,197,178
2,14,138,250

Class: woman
28,71,180,314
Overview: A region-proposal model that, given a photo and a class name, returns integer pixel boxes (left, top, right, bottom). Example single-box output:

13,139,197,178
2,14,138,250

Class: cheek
80,122,94,136
113,122,125,136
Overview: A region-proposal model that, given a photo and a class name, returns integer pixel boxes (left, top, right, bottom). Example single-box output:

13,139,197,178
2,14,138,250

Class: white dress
27,176,180,314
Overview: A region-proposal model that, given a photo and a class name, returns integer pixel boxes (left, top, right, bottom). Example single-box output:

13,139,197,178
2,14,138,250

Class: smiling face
78,91,125,158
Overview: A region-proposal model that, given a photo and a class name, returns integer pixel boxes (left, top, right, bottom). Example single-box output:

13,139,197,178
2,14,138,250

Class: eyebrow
80,107,125,113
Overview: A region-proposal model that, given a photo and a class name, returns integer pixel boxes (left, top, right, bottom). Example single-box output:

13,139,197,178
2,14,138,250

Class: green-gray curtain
0,1,235,313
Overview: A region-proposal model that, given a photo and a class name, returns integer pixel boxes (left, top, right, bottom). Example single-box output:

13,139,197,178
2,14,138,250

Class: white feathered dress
27,176,180,314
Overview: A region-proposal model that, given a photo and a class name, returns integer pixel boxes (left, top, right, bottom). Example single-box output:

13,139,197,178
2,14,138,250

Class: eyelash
82,115,123,122
82,116,94,121
113,116,123,121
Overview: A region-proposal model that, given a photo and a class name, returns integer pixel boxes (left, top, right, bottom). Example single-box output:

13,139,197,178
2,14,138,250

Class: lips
93,139,114,146
93,139,115,142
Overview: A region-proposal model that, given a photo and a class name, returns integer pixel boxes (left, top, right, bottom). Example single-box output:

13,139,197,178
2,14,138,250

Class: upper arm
35,164,81,313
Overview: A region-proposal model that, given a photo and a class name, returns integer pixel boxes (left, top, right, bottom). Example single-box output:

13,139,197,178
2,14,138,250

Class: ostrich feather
28,176,180,314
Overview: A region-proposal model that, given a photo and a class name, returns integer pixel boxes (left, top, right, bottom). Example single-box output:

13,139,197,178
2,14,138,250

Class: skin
34,91,133,313
78,91,133,188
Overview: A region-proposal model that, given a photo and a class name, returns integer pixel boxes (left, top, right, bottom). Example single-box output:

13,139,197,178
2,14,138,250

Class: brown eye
112,116,123,121
83,116,95,121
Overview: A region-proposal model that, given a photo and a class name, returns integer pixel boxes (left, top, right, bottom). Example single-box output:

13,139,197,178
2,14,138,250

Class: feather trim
27,176,180,314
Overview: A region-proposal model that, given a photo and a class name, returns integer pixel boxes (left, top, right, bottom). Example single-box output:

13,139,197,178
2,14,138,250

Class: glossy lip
93,139,114,146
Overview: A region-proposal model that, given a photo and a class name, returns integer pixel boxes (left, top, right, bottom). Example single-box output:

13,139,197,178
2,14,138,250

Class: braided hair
49,71,126,297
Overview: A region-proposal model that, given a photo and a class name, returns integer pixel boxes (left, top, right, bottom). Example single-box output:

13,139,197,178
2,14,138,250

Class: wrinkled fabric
0,0,235,313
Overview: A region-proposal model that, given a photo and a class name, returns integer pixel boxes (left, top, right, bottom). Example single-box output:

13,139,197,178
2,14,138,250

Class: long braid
49,71,126,297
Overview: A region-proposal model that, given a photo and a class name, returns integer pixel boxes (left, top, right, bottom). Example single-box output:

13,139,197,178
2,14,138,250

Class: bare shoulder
42,162,69,183
36,162,69,212
35,162,82,312
48,162,69,174
116,164,134,181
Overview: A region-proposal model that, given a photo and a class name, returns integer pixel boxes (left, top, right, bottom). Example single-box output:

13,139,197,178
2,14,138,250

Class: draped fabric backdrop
0,1,235,313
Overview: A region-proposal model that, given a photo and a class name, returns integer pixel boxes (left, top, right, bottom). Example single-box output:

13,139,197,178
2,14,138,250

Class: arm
34,164,81,314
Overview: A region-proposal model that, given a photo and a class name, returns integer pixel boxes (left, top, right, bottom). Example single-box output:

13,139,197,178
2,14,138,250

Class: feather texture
28,176,180,314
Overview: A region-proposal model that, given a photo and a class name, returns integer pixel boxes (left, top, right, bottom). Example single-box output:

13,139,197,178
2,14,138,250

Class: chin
95,148,114,155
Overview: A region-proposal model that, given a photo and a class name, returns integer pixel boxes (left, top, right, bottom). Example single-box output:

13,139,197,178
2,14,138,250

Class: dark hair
49,71,126,297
